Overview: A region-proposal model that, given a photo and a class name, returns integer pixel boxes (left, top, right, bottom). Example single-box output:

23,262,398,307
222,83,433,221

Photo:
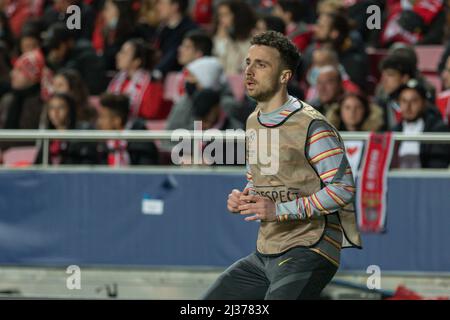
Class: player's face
399,89,425,122
245,45,282,102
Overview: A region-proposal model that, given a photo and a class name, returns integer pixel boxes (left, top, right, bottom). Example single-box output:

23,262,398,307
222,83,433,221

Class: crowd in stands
0,0,448,168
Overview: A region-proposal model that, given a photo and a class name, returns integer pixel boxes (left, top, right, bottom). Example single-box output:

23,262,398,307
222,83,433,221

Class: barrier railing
0,130,449,166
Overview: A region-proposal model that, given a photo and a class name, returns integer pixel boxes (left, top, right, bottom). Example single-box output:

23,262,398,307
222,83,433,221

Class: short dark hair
380,55,416,77
216,0,256,41
171,0,189,14
277,0,308,23
99,93,130,126
184,30,213,56
126,38,157,70
250,31,300,74
192,89,221,119
43,22,74,50
325,13,350,45
260,15,286,34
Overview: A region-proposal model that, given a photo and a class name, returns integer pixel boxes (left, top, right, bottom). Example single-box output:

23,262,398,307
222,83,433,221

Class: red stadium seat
163,72,184,103
415,45,444,73
146,120,167,131
227,73,246,102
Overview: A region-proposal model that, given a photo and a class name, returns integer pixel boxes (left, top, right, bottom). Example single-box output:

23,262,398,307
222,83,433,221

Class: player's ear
280,70,292,84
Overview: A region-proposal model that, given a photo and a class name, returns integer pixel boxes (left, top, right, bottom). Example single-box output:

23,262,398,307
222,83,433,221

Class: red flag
357,132,394,233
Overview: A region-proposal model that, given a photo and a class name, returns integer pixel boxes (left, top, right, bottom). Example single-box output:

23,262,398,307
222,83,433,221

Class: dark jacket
153,16,198,76
47,39,108,94
0,84,44,151
34,140,99,165
392,107,450,169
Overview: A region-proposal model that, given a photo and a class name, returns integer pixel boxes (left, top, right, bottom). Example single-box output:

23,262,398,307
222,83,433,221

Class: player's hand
238,194,276,222
227,189,245,213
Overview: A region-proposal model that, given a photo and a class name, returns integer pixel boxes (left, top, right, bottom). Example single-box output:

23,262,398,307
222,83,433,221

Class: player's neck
258,89,289,114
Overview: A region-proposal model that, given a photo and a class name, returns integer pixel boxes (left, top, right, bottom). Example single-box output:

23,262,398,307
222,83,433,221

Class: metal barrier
0,130,449,166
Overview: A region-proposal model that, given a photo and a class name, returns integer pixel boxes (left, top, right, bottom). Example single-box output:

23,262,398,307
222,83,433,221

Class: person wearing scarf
107,38,170,120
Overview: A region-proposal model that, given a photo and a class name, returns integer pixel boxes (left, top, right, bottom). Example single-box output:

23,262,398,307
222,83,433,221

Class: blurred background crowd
0,0,449,168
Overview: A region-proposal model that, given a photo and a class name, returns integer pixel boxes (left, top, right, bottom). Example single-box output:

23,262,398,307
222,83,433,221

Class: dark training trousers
203,247,338,300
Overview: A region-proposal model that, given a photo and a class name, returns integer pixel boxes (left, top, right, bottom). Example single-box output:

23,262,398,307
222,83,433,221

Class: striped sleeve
276,121,356,221
244,162,256,194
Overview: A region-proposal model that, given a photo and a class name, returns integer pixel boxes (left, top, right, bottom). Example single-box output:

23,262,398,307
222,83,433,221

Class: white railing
0,130,449,166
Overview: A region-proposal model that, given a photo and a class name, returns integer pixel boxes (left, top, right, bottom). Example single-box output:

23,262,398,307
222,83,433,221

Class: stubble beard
248,78,281,103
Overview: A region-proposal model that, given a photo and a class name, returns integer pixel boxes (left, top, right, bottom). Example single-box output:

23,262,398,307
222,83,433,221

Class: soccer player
203,31,361,300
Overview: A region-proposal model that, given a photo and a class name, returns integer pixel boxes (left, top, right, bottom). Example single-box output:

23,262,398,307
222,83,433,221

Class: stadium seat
163,72,183,103
227,73,246,102
415,45,444,73
146,120,167,131
2,146,38,167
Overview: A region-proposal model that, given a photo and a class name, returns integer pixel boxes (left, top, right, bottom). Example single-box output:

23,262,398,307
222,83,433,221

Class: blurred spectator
309,65,343,115
305,47,359,101
0,43,11,98
376,54,416,130
191,89,243,165
92,0,139,71
392,79,450,169
387,42,435,100
380,0,445,47
0,49,45,131
317,0,346,16
345,0,384,46
137,0,160,39
326,92,384,132
441,55,450,91
165,56,227,132
176,30,213,97
107,38,170,120
192,0,213,25
0,11,14,51
17,20,44,56
178,30,213,67
213,0,256,75
34,93,98,165
43,22,107,96
0,0,31,38
96,93,159,166
272,0,313,52
253,15,286,35
43,0,96,40
192,88,241,131
152,0,198,77
437,55,450,122
306,12,368,88
52,68,96,126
